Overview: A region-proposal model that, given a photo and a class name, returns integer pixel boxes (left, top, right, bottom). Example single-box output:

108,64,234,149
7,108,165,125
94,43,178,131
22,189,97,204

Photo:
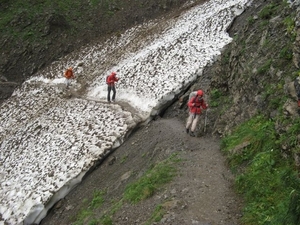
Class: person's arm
107,76,113,84
187,97,195,107
202,100,208,109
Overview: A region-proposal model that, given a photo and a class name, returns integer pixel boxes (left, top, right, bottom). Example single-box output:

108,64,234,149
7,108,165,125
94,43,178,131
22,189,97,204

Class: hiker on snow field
186,90,208,137
294,75,300,113
107,71,119,102
64,67,75,88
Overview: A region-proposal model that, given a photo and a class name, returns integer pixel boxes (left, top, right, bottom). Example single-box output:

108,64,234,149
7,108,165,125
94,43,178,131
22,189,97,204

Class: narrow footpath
41,106,243,225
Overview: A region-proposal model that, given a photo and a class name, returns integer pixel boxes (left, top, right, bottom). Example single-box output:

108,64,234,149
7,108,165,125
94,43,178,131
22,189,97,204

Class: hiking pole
204,109,208,133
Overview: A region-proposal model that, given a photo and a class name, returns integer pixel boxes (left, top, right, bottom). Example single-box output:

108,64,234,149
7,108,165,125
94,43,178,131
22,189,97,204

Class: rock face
196,0,300,136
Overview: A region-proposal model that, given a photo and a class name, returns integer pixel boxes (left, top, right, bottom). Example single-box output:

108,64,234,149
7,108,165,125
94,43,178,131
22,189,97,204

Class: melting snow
0,0,252,224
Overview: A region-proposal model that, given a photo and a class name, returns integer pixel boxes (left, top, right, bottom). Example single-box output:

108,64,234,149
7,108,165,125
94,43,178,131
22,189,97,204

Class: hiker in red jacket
64,67,75,88
107,72,119,102
186,90,208,137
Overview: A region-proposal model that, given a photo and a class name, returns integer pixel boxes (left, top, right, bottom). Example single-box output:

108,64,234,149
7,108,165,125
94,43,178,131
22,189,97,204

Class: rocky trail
40,104,243,225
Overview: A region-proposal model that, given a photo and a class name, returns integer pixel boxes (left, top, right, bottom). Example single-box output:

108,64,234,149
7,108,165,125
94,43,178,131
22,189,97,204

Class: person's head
197,90,204,100
197,90,203,96
111,72,116,76
69,67,73,70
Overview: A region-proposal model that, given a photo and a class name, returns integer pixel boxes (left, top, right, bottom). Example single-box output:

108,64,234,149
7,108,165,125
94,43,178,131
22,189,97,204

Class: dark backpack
106,75,109,84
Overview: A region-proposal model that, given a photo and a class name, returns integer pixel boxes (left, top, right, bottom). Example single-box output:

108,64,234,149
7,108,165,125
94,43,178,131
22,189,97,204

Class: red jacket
187,96,208,114
107,73,119,85
64,68,74,79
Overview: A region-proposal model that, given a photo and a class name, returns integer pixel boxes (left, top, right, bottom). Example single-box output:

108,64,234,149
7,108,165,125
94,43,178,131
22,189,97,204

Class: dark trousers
107,85,116,101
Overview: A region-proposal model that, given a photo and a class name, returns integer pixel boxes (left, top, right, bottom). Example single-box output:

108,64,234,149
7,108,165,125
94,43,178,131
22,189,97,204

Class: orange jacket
64,68,74,79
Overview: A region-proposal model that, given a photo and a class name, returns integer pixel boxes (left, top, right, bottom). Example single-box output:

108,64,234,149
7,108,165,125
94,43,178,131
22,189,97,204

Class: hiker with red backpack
186,90,208,137
64,67,75,88
107,72,119,102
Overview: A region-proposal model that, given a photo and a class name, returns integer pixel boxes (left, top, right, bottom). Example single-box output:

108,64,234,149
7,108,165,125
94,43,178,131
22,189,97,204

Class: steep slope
0,0,205,102
41,0,300,224
1,1,250,224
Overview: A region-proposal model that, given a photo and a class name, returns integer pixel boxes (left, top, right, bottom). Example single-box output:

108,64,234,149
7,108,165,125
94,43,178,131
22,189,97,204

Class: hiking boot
190,132,195,137
186,128,189,134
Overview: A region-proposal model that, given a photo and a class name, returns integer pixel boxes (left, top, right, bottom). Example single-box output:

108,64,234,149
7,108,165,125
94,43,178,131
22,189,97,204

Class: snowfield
0,0,252,224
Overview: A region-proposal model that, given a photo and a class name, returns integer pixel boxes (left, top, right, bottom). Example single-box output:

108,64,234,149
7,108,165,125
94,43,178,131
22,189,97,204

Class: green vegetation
209,88,223,107
0,0,120,43
73,190,105,225
221,116,300,224
258,3,279,20
257,59,272,75
124,153,179,203
279,46,293,60
71,154,180,224
120,154,128,163
283,16,297,41
145,204,165,225
247,16,255,25
215,2,300,223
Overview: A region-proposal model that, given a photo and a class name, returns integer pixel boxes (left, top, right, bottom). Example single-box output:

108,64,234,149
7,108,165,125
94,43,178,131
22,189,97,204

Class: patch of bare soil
40,109,243,225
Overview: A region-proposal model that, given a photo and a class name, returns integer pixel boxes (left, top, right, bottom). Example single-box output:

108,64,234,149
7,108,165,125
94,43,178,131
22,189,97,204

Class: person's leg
65,78,70,88
112,86,116,101
190,114,200,134
107,85,112,102
186,113,193,133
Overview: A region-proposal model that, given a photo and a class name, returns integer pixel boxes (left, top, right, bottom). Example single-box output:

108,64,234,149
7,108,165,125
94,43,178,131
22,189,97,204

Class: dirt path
41,111,243,225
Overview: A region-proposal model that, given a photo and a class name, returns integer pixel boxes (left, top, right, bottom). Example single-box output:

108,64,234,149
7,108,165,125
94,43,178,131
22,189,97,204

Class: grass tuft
124,153,179,203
